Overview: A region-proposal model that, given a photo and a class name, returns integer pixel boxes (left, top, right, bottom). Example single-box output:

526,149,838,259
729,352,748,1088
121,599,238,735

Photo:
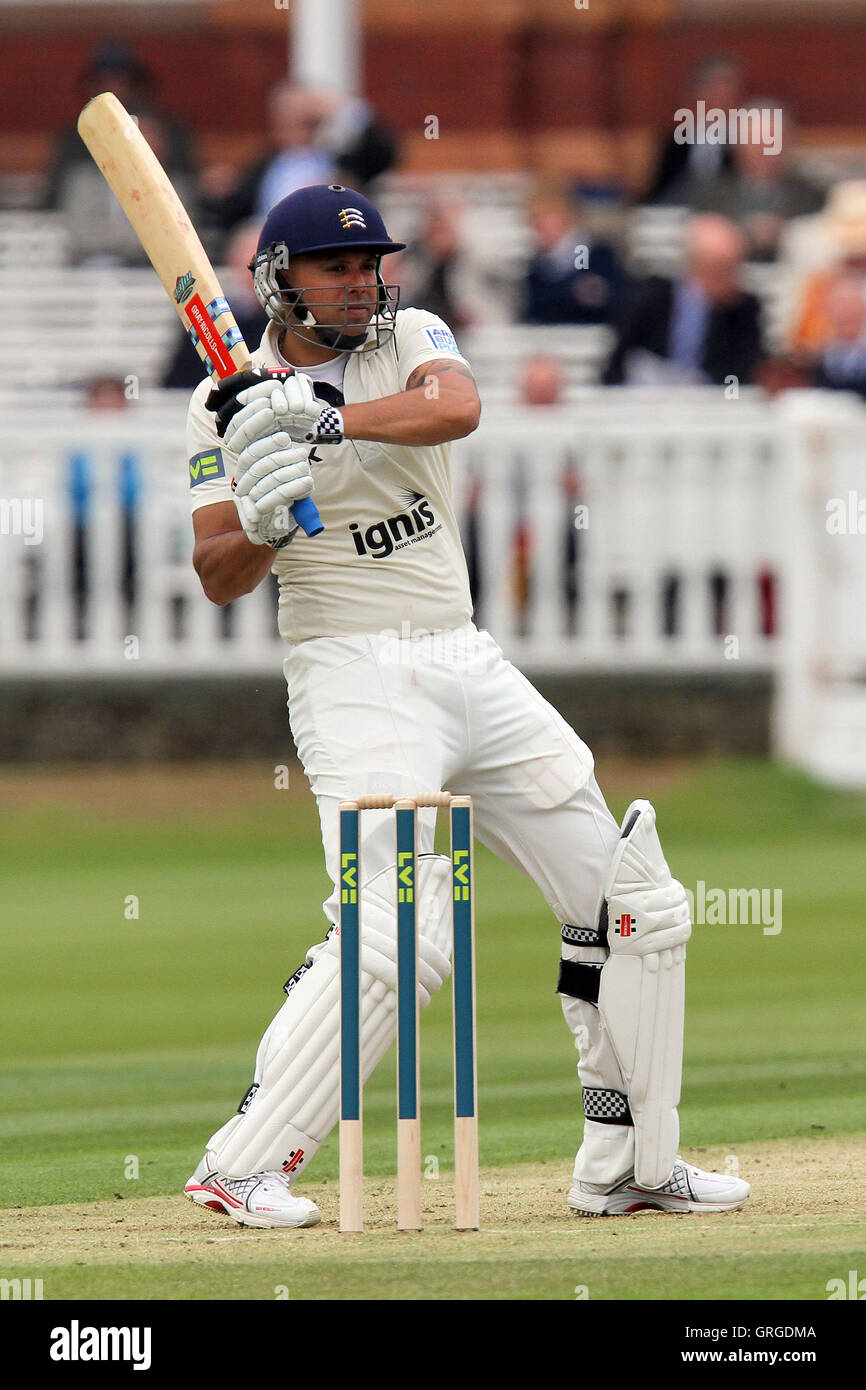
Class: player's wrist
306,405,344,446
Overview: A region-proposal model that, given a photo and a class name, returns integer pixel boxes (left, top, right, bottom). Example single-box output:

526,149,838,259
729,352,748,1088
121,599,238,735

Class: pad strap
583,1087,633,1126
557,957,603,1005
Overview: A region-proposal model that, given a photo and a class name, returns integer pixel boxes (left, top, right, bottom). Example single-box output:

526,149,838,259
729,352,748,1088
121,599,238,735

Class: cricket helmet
250,184,405,353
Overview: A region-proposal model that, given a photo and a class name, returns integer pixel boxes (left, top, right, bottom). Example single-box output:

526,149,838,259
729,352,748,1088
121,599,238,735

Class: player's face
287,250,380,340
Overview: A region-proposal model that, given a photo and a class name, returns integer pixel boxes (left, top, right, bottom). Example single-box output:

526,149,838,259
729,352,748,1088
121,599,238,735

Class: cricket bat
77,91,323,538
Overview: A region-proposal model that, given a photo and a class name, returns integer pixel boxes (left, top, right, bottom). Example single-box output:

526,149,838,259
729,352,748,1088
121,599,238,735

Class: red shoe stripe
187,1180,243,1210
210,1180,244,1209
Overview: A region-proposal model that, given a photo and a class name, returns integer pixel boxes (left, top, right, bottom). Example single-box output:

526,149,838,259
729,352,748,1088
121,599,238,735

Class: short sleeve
186,379,239,513
394,308,473,391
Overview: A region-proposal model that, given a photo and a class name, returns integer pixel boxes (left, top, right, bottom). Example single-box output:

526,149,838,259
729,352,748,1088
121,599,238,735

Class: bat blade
77,91,322,538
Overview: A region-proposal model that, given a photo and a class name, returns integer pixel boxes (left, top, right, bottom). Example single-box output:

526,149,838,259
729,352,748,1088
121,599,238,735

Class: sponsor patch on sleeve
189,448,226,488
423,325,462,356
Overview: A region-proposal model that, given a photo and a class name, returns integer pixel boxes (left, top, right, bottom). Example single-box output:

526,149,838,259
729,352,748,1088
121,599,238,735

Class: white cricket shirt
187,309,475,645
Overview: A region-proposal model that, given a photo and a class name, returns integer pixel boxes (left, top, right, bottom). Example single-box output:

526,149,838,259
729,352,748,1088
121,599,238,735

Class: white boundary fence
1,390,865,784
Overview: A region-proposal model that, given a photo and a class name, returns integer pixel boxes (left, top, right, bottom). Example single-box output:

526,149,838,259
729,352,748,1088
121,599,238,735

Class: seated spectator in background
318,89,398,191
789,182,866,359
44,42,196,264
810,276,866,399
693,101,824,261
645,54,743,206
162,222,268,390
66,376,140,639
521,188,622,325
253,86,337,220
604,214,767,386
399,202,471,331
519,355,565,406
201,82,396,243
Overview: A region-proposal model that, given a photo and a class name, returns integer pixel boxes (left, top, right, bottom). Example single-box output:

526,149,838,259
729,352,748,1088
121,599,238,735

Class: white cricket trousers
208,622,636,1183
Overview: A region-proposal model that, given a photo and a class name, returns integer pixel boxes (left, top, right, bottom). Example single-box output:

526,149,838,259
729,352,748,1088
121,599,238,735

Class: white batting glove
232,434,314,548
223,373,326,454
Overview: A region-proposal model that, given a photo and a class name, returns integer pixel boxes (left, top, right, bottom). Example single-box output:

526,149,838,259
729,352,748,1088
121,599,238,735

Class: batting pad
211,855,453,1178
597,800,691,1189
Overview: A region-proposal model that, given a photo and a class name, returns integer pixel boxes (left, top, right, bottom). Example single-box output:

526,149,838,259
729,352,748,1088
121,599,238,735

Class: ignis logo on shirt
349,496,440,559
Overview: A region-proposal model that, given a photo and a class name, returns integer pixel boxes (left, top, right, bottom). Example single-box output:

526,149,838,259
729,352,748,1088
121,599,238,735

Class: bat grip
292,495,324,537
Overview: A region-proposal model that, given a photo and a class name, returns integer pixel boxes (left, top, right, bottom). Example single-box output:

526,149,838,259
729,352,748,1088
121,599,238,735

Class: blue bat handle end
292,496,324,537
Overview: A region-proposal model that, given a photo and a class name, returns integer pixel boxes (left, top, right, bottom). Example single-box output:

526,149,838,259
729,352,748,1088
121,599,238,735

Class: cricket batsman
183,184,750,1227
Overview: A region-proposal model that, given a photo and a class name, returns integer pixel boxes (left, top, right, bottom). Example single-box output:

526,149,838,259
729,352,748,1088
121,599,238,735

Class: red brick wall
1,8,864,169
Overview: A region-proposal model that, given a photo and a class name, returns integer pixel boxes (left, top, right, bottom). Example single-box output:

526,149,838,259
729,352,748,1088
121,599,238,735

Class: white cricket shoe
568,1158,750,1216
184,1151,321,1229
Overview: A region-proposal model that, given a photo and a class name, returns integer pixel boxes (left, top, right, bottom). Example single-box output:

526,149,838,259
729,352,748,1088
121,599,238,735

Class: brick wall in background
2,1,866,178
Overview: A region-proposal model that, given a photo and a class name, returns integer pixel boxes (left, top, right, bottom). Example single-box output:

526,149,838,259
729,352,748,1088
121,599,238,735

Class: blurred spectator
162,222,268,390
519,354,565,406
810,275,866,398
693,100,824,261
789,182,866,358
603,214,767,386
396,198,520,328
318,89,398,191
201,82,396,241
44,42,196,265
67,376,140,639
520,188,622,325
254,86,336,219
400,202,471,330
645,55,744,206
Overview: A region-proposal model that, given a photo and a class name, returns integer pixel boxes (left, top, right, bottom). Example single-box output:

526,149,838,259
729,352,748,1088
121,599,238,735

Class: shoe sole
184,1184,321,1230
568,1186,749,1216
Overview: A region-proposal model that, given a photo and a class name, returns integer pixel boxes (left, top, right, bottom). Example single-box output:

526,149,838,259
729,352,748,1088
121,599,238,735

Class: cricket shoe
184,1151,321,1229
568,1158,750,1216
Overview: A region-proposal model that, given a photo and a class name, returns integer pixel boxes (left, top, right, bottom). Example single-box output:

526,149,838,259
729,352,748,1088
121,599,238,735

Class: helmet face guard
251,247,400,353
250,185,406,355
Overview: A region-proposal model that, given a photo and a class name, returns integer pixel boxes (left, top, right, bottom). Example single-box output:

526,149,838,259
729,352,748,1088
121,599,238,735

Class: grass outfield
0,757,864,1301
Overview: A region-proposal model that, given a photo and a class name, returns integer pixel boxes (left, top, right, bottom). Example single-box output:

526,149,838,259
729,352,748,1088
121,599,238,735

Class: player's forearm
193,529,275,605
340,381,480,446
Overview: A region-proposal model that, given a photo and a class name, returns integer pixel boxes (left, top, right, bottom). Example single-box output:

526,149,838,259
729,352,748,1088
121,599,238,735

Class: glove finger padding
206,368,271,438
234,492,300,547
244,465,315,512
225,395,290,455
233,433,310,487
223,373,324,454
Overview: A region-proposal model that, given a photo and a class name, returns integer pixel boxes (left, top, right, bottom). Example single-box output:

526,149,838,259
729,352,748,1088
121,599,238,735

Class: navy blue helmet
250,184,405,353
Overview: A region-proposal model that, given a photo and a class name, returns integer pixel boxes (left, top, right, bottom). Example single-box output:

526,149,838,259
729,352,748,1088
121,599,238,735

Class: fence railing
1,390,865,779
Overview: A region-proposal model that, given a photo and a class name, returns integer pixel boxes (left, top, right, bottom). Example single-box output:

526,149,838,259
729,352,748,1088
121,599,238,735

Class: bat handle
292,495,324,537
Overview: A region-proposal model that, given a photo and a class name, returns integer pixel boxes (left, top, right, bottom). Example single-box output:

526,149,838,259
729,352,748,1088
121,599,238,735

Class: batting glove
232,434,314,548
207,368,344,452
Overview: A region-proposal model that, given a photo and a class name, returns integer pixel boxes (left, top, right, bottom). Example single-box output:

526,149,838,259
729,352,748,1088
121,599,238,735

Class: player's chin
331,322,370,347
